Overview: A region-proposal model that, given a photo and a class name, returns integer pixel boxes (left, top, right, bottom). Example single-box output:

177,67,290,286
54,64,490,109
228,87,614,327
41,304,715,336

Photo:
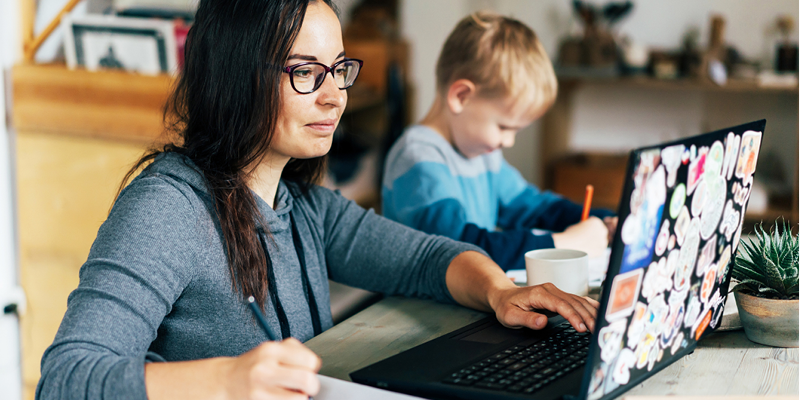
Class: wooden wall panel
16,132,147,399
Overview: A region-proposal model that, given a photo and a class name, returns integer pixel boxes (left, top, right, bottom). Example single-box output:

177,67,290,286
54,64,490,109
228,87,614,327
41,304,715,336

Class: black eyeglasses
283,58,363,94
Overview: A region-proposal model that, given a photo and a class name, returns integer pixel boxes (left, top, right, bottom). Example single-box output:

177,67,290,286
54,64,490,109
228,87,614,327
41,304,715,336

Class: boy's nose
501,133,516,148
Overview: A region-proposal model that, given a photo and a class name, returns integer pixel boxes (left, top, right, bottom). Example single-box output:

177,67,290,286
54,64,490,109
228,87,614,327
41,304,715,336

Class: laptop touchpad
458,323,520,344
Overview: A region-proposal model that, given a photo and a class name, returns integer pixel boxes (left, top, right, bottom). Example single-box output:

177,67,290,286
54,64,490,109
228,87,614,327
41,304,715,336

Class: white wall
400,0,799,186
0,0,22,398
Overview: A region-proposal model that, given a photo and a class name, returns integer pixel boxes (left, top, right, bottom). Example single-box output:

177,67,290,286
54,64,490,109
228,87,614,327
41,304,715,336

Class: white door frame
0,0,23,399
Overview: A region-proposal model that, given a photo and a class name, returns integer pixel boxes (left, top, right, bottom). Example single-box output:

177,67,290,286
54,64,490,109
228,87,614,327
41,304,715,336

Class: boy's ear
446,79,477,114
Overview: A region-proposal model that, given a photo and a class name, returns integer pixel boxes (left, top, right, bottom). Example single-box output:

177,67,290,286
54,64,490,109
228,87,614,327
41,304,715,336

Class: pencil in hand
581,185,594,221
248,296,278,341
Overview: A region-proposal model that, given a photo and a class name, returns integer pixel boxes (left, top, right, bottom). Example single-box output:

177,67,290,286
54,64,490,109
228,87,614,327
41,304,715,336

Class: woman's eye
334,67,347,76
293,68,314,79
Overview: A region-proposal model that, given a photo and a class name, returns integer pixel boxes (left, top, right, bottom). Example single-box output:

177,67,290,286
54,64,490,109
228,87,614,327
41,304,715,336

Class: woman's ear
446,79,476,115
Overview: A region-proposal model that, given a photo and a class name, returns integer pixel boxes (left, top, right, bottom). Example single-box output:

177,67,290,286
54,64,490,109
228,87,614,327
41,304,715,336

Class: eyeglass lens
291,60,361,93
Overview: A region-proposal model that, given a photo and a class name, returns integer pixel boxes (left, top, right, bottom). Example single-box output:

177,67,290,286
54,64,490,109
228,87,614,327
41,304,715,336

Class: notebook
350,119,766,400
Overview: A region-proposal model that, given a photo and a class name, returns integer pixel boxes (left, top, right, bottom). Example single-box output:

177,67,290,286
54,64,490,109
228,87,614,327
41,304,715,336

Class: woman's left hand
487,283,599,333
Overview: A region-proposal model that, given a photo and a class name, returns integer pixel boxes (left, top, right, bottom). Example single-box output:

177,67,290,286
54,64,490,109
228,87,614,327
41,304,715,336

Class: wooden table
306,296,799,397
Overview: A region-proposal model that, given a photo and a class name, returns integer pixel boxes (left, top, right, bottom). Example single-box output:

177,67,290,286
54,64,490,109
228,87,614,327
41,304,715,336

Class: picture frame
62,15,177,75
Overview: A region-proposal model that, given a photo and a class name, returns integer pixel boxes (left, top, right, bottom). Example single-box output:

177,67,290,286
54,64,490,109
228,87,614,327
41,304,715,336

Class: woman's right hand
223,338,322,399
551,216,608,257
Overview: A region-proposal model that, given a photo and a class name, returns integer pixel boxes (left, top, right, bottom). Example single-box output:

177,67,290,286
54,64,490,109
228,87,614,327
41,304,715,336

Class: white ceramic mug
525,249,589,296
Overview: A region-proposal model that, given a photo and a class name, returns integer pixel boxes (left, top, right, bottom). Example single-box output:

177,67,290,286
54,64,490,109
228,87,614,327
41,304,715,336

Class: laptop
351,119,766,400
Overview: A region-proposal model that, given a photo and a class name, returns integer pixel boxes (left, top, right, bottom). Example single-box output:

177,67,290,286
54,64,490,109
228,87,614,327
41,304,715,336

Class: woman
37,1,599,399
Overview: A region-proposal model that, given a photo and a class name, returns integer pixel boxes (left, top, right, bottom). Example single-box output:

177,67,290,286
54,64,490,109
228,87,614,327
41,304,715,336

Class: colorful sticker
655,220,670,257
722,132,741,181
704,141,725,177
642,257,673,301
669,184,686,219
635,333,656,369
660,304,684,349
683,287,702,328
735,131,762,187
668,286,688,308
621,165,666,272
626,302,648,347
674,206,691,245
700,175,726,240
606,269,644,321
696,237,716,277
693,309,712,340
687,147,708,195
588,363,609,400
733,181,750,206
675,218,700,290
611,349,636,385
661,145,685,188
700,268,717,303
716,245,732,284
599,319,627,362
719,200,740,241
690,180,707,217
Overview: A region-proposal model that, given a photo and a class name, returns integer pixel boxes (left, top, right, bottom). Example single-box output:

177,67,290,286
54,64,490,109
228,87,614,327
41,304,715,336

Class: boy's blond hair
436,11,557,115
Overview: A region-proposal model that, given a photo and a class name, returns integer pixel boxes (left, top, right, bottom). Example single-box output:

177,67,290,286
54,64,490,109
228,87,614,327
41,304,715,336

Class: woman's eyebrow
287,51,346,62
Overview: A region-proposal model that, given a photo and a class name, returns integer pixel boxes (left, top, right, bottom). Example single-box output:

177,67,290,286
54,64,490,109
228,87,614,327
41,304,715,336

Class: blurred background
1,1,797,399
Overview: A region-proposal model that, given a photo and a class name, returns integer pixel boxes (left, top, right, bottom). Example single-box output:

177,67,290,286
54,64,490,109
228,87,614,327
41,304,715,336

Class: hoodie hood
144,152,293,232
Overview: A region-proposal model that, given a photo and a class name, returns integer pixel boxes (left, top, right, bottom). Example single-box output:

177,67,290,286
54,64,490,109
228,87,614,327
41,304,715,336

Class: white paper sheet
316,375,426,400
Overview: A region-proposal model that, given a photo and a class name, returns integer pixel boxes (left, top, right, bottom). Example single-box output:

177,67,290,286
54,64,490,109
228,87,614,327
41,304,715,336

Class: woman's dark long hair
118,0,334,309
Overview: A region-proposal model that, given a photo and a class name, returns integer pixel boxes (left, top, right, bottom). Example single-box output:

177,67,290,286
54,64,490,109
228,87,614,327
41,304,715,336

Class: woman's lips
305,119,337,133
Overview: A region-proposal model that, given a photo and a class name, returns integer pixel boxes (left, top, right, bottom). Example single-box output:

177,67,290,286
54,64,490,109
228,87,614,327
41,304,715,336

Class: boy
382,11,616,271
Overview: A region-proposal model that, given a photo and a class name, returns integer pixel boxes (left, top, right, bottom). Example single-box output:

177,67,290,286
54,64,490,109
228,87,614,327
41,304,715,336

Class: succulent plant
732,219,799,300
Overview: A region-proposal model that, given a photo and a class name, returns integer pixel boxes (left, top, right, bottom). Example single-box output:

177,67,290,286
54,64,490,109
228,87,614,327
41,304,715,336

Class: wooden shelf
12,63,173,144
12,63,386,144
558,76,799,94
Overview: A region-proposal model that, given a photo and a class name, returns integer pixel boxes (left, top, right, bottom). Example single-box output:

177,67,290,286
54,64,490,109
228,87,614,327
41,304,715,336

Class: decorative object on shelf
556,0,632,77
774,15,798,73
732,219,799,348
63,14,178,75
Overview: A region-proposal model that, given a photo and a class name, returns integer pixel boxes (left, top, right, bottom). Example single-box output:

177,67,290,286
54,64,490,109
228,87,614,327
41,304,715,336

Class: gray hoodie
37,152,482,399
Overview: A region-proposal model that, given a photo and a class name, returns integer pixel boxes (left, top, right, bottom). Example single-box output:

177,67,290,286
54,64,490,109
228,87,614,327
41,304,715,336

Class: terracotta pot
734,287,799,348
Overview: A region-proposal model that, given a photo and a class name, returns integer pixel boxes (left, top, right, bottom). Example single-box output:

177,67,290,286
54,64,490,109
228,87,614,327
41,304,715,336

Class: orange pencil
581,185,594,221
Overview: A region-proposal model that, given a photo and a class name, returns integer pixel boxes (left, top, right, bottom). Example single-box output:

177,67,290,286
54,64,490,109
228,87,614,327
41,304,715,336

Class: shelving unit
541,75,799,231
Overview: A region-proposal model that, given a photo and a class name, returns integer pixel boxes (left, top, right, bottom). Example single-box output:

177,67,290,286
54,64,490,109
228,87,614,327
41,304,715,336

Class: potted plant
731,219,798,348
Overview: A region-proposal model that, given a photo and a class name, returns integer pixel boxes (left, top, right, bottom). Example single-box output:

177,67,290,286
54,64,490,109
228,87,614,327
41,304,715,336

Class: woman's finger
258,339,322,372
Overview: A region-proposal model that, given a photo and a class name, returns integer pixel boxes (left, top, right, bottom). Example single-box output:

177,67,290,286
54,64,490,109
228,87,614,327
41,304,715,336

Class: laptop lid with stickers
580,120,765,400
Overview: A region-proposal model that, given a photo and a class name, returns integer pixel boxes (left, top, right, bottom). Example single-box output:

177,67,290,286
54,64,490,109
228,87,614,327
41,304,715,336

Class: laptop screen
582,120,765,400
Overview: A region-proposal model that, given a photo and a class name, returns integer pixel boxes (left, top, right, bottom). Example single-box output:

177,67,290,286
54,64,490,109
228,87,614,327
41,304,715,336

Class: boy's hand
603,216,618,244
551,217,608,257
488,284,599,333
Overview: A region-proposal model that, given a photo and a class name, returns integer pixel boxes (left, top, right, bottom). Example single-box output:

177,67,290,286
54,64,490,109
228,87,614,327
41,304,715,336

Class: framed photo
63,15,177,75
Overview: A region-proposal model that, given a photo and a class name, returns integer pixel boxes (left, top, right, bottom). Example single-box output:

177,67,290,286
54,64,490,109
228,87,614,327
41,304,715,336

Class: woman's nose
316,72,346,108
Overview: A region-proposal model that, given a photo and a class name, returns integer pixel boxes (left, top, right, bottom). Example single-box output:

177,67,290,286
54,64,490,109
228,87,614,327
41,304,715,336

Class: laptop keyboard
442,323,590,394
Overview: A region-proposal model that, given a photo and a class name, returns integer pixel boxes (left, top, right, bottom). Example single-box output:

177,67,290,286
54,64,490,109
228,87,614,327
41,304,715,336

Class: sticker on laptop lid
674,206,691,245
661,145,685,188
606,269,644,321
599,319,626,362
700,176,726,240
723,132,740,181
611,348,636,385
687,146,708,195
735,131,762,187
719,200,740,241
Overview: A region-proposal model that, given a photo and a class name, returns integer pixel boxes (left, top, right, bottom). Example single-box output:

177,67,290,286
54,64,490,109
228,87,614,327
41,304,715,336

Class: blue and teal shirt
382,125,612,271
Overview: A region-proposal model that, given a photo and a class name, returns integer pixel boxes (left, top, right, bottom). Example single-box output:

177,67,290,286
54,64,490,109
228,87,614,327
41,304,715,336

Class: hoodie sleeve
318,189,486,304
36,176,199,400
496,159,615,232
